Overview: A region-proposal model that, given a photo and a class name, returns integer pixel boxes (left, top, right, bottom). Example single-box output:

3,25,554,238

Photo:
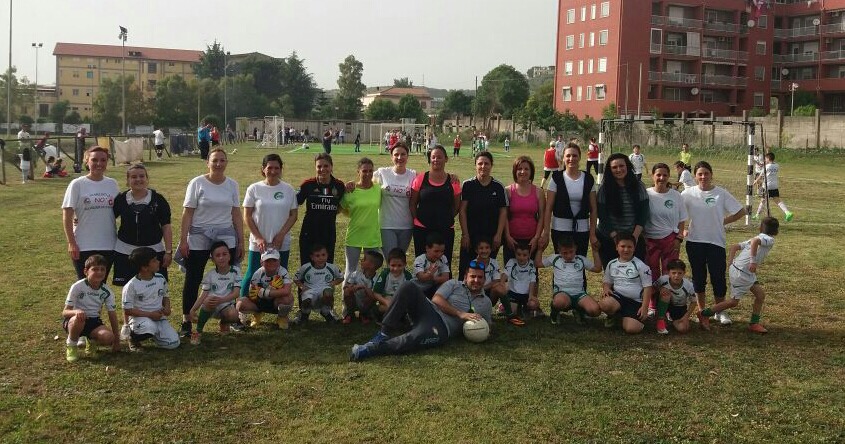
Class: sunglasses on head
468,259,486,271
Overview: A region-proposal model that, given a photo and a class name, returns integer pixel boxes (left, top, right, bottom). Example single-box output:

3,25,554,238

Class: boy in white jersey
753,152,793,222
342,250,384,325
189,242,241,344
238,249,293,330
474,237,507,307
501,242,537,326
62,255,120,362
629,144,647,182
412,233,451,298
653,259,697,335
121,247,180,350
372,248,414,318
293,244,343,324
598,233,654,334
699,217,778,334
537,235,603,326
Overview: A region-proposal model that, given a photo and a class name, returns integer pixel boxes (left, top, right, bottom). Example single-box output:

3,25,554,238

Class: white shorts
129,317,180,349
301,287,333,305
213,300,236,317
729,266,758,299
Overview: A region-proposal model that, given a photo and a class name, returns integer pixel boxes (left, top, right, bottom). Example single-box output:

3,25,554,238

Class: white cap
261,249,280,262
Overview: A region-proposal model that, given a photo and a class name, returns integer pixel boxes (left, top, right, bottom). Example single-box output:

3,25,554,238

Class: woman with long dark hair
595,152,650,264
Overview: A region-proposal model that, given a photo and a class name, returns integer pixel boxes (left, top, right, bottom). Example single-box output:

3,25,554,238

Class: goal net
368,121,430,148
257,116,285,147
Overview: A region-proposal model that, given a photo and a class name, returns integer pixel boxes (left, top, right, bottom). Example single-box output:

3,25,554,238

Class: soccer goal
368,121,429,148
257,116,285,148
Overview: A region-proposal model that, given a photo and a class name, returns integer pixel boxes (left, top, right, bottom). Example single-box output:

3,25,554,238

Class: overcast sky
2,0,557,90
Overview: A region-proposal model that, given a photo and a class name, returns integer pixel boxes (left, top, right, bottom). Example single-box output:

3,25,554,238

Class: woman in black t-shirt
296,153,346,264
458,151,508,279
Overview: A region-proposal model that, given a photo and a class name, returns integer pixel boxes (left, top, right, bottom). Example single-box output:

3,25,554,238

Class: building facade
555,0,845,118
53,43,202,119
362,87,435,111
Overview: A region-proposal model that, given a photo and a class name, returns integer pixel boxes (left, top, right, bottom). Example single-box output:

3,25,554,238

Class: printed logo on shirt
274,191,284,200
664,199,674,209
158,288,165,298
704,197,717,206
625,266,637,278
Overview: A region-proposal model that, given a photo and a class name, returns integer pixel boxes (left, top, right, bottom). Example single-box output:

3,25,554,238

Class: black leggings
597,231,646,267
299,228,337,265
180,248,236,316
413,226,455,270
73,250,114,280
372,282,449,357
685,241,727,301
551,230,590,257
586,160,599,176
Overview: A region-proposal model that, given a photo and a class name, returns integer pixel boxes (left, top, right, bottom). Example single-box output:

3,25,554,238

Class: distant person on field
503,136,510,152
16,124,31,150
153,126,165,160
74,127,87,173
322,130,333,154
121,247,180,351
753,152,793,222
587,137,600,175
629,144,647,182
354,130,361,152
19,145,32,183
698,217,778,334
62,254,120,362
540,141,559,188
453,134,461,157
197,121,211,160
673,161,695,190
679,143,692,171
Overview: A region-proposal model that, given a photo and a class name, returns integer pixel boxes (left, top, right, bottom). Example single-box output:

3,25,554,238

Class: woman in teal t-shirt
341,157,382,281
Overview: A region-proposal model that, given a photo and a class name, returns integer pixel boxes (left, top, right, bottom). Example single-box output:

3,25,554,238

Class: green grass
0,141,843,443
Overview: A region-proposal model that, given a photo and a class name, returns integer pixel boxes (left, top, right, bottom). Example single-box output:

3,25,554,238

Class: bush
792,104,817,117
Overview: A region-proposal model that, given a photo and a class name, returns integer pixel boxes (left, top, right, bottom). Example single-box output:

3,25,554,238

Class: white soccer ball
462,318,490,343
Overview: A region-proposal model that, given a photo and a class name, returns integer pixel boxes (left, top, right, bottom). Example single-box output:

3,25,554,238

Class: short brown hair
512,156,535,181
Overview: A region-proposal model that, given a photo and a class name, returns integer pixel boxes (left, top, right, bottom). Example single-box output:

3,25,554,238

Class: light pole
6,0,12,137
31,42,42,123
119,26,127,135
224,50,230,137
790,82,799,116
87,64,95,115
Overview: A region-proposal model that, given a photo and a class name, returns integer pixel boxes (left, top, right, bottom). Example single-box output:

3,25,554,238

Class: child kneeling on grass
537,235,603,326
652,259,697,335
121,247,180,351
62,254,120,362
237,248,293,330
293,244,344,324
598,233,654,334
342,250,384,324
500,242,537,326
699,217,778,334
189,242,241,344
474,237,507,308
371,248,414,320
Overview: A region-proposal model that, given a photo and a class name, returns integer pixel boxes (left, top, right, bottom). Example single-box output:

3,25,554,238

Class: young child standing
412,233,451,298
503,137,510,153
62,254,121,362
293,244,344,324
121,247,180,350
342,250,384,324
537,235,603,326
699,217,778,333
754,153,793,222
629,145,647,182
19,146,32,183
540,141,560,188
237,249,294,330
189,242,242,344
652,259,697,335
598,233,654,334
501,242,537,326
372,248,414,318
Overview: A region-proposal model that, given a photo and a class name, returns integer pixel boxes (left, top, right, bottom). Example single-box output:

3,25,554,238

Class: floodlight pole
224,51,229,137
6,0,12,137
119,26,127,135
790,83,798,116
32,43,42,122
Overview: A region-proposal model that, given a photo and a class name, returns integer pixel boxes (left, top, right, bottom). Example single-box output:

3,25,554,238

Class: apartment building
53,43,202,119
554,0,845,118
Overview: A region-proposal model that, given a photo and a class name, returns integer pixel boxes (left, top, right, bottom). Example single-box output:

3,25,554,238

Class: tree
365,99,399,121
279,52,319,118
0,67,33,124
152,76,195,129
517,81,565,133
393,77,413,87
334,55,366,119
49,100,71,133
441,90,473,118
225,74,271,121
472,64,530,119
92,75,150,133
397,94,428,123
602,102,619,119
236,54,284,98
194,40,226,80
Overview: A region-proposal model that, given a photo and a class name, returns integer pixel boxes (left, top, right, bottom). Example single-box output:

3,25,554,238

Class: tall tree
393,77,413,87
397,94,428,123
518,80,563,133
365,99,399,121
236,54,284,98
0,67,33,124
334,55,366,119
441,90,473,118
92,75,150,133
279,51,319,118
226,74,271,121
152,75,195,129
472,64,530,119
49,100,71,133
194,40,226,80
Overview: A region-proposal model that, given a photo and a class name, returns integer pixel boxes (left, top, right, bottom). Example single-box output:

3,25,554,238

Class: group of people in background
58,134,791,363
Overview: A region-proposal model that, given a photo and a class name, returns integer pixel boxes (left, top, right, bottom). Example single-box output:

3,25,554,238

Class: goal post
257,116,285,148
368,121,430,148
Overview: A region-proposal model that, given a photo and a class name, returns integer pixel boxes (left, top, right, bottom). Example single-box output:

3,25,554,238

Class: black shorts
766,188,780,198
155,144,164,151
112,250,169,286
63,316,104,338
611,292,642,319
256,298,279,314
506,291,529,305
668,304,689,321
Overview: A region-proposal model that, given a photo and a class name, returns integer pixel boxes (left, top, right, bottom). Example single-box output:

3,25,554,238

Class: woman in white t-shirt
178,148,244,337
645,163,688,280
541,143,597,257
373,142,416,257
240,153,298,297
62,146,119,279
681,161,746,326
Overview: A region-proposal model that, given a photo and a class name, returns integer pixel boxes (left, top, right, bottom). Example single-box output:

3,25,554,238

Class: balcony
702,47,748,61
701,74,746,87
651,15,702,30
649,71,699,84
821,22,845,35
663,44,701,57
774,26,820,39
704,20,739,33
773,52,820,63
822,50,845,61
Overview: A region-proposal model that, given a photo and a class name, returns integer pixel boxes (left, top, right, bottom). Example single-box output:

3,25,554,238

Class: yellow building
53,43,202,119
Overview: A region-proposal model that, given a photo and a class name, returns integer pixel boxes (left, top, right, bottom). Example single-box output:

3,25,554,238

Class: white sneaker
717,311,732,325
647,307,656,321
120,324,131,341
76,336,87,347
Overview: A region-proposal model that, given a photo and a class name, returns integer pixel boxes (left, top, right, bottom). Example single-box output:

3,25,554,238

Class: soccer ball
302,143,309,150
230,148,238,155
462,318,490,343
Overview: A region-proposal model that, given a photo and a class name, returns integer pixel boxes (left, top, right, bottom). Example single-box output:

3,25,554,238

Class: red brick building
554,0,845,118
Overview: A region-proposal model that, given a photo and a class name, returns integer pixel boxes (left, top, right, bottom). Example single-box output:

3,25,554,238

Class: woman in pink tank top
503,156,545,263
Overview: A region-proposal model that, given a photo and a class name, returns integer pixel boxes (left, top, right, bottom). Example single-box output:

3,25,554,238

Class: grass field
0,140,843,443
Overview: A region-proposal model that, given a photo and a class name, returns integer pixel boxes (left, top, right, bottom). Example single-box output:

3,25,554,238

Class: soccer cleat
366,331,390,347
322,308,342,323
189,331,201,345
291,311,310,326
342,315,353,325
784,211,794,222
77,336,87,348
748,323,768,334
717,311,732,325
230,322,245,332
128,339,142,352
656,319,669,335
66,345,79,362
276,315,289,330
84,337,96,355
698,312,711,331
120,324,131,341
507,316,526,327
604,316,617,329
550,308,561,325
250,313,264,328
349,344,373,362
179,321,192,338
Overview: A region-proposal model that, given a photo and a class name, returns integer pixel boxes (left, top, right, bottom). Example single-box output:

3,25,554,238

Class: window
579,60,584,75
72,89,79,96
565,61,574,76
588,59,594,74
591,4,597,20
758,15,768,29
598,57,607,73
579,33,585,48
754,93,765,107
581,6,587,21
599,30,609,46
563,87,573,101
755,66,765,81
756,41,767,55
587,86,593,100
147,79,157,89
590,32,595,47
168,62,175,67
148,62,157,74
566,35,575,50
577,86,583,101
566,8,575,24
72,71,80,78
600,1,610,17
596,85,606,100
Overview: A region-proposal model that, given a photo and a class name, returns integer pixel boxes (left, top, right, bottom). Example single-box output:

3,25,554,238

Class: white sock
67,337,77,346
778,201,789,213
756,201,765,216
